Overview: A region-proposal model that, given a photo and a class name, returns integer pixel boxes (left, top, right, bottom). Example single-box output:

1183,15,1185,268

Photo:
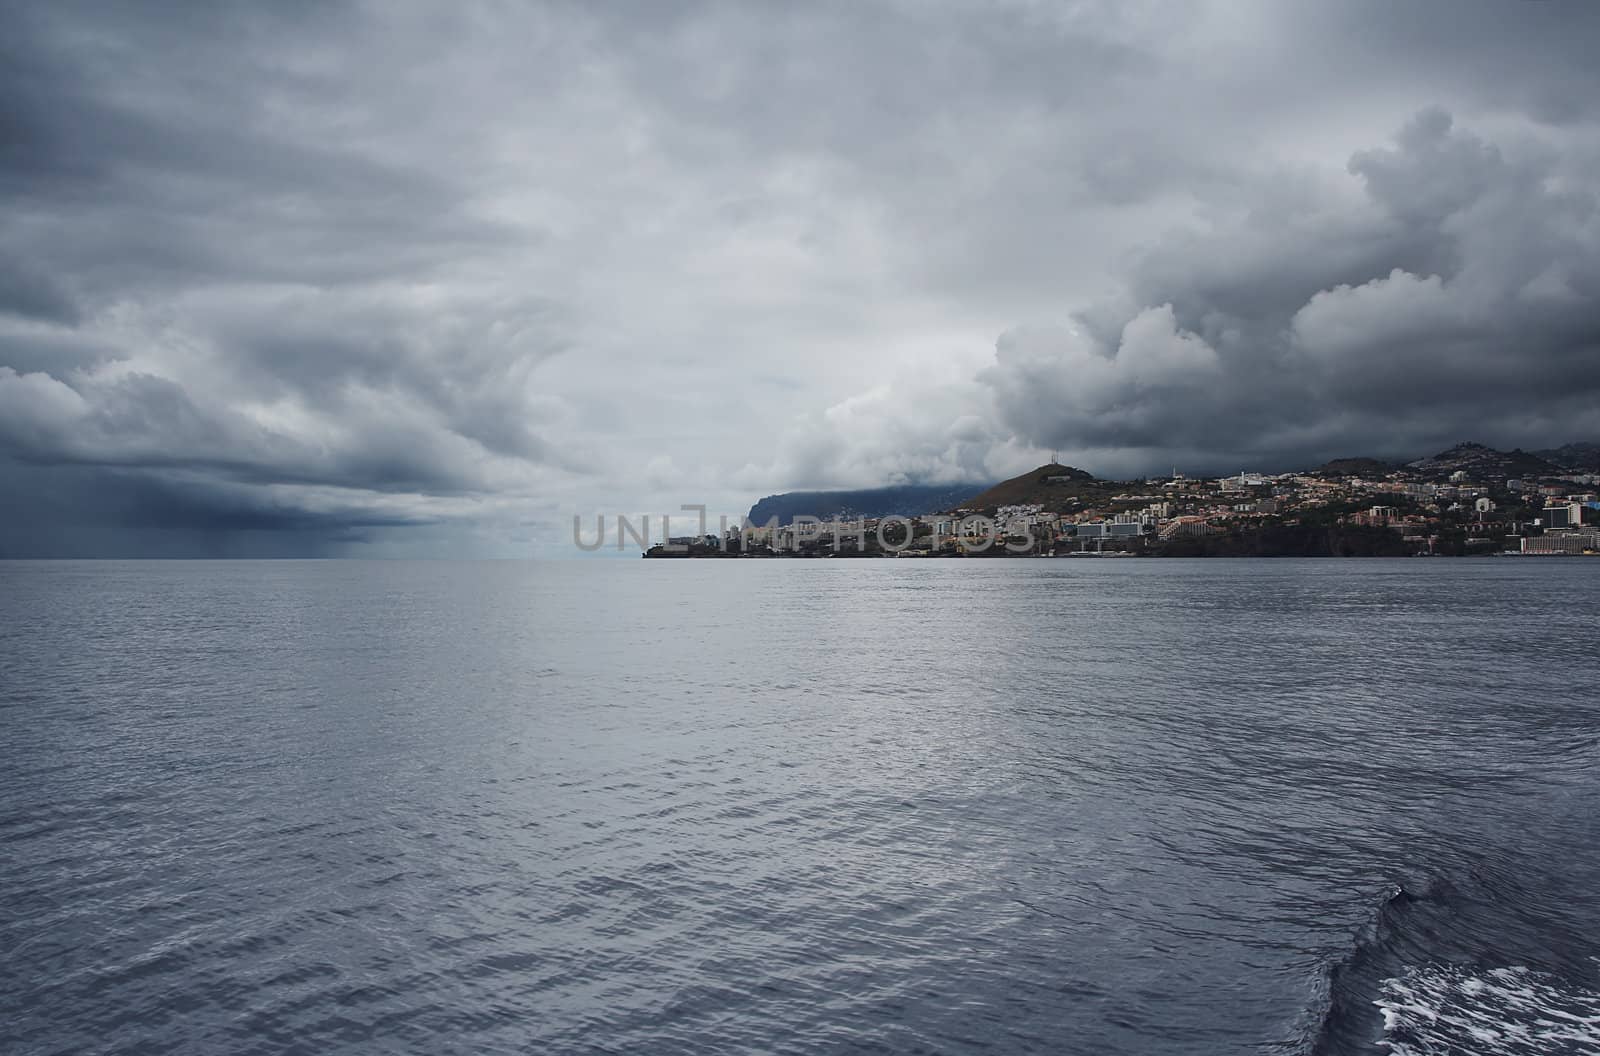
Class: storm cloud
970,107,1600,474
1,2,1598,553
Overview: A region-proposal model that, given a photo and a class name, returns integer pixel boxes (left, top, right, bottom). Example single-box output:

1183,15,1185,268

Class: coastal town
643,443,1600,558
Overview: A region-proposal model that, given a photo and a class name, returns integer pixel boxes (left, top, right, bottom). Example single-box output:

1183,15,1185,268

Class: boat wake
1375,962,1600,1055
1312,878,1600,1055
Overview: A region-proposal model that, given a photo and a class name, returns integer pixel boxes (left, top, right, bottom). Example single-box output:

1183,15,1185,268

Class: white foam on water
1375,964,1600,1055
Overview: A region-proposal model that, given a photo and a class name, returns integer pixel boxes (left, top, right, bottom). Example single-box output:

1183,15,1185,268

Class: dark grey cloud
0,4,522,300
971,107,1600,472
1,2,1598,553
0,461,439,558
0,253,79,324
1,2,584,552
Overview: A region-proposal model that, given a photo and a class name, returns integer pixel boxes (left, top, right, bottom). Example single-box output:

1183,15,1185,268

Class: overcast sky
3,1,1599,555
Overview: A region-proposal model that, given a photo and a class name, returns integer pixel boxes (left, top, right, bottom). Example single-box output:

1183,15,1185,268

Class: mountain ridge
1407,442,1568,480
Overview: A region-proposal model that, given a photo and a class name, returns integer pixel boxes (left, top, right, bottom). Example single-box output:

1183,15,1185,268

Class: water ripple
1,558,1597,1055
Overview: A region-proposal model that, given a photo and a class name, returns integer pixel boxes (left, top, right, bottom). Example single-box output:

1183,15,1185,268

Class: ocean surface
2,558,1598,1056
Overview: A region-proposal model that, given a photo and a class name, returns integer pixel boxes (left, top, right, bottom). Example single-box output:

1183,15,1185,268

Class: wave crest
1376,963,1600,1055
